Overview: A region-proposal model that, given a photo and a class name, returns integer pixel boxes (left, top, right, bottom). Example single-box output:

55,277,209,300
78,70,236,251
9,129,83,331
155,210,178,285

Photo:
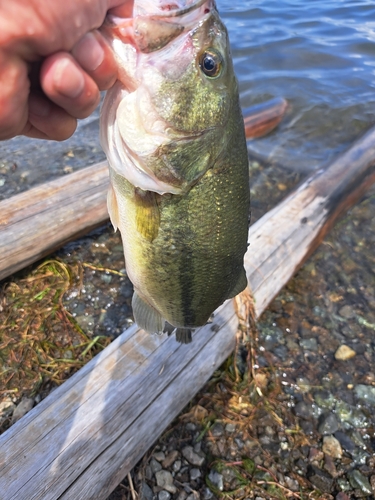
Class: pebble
294,401,314,420
348,470,372,495
318,413,340,435
162,451,179,469
158,491,171,500
307,465,334,493
155,470,177,494
335,345,356,360
225,423,236,433
339,305,356,319
299,338,318,351
336,493,350,500
172,460,182,472
190,468,201,481
139,481,153,500
333,431,356,454
150,458,163,474
210,423,224,437
11,397,34,423
154,451,166,462
0,400,16,416
182,446,205,466
186,493,199,500
322,435,342,459
208,470,224,491
201,486,214,500
354,384,375,405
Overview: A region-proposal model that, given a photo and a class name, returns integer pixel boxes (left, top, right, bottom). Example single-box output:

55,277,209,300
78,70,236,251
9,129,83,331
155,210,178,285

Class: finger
71,30,117,91
40,52,101,120
0,53,29,140
23,92,77,141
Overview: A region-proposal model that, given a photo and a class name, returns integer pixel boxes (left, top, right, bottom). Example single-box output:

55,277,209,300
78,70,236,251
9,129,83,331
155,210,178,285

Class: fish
100,0,250,343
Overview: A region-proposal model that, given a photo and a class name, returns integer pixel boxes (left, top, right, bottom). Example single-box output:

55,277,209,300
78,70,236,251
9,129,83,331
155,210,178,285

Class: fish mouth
144,0,212,18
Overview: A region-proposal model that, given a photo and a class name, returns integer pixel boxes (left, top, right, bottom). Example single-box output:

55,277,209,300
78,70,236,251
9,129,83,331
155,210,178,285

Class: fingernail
73,32,105,72
53,58,85,99
29,94,51,117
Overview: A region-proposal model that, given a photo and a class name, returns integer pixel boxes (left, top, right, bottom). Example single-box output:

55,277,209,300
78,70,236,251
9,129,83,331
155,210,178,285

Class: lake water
221,0,375,170
1,0,375,198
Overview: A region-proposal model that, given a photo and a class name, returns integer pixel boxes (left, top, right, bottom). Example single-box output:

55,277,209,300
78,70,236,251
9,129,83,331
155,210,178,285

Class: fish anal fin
175,328,193,344
132,291,164,334
226,268,248,299
107,182,120,231
135,188,160,242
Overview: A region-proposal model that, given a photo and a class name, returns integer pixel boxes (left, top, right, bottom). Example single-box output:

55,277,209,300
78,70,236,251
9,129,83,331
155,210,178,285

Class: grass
0,259,111,431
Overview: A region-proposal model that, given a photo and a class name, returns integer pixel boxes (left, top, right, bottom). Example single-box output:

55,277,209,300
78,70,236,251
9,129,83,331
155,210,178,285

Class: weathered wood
0,98,287,282
243,97,287,139
0,125,375,499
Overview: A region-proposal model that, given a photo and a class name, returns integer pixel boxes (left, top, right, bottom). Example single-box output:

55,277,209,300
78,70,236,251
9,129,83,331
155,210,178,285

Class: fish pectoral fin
107,182,120,231
132,291,164,334
175,328,193,344
135,188,160,241
226,268,248,299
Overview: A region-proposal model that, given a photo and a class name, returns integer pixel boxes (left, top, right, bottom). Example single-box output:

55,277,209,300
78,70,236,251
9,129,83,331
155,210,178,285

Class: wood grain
0,98,287,282
0,125,375,499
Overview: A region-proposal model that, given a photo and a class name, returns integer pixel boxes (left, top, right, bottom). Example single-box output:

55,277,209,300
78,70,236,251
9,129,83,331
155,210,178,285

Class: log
1,125,375,499
0,98,287,281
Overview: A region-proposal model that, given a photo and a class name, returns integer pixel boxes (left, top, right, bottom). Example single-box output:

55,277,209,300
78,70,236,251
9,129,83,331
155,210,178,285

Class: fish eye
199,50,223,78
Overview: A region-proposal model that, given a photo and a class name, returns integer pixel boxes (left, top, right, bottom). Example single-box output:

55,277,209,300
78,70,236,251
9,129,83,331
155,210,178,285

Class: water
220,0,375,170
1,0,375,199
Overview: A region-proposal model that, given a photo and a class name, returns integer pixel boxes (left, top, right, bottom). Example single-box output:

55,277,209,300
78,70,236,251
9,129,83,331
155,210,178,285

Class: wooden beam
0,125,375,499
0,98,287,282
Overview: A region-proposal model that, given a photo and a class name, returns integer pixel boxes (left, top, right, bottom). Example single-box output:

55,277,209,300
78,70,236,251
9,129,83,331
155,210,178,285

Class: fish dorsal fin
134,188,161,241
226,268,247,299
107,182,120,231
132,291,164,334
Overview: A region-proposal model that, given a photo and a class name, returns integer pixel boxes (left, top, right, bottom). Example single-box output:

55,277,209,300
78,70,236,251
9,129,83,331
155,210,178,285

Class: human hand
0,0,133,141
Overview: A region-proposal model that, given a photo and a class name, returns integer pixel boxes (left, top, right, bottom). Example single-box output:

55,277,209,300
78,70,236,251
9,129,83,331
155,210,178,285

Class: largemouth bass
100,0,250,343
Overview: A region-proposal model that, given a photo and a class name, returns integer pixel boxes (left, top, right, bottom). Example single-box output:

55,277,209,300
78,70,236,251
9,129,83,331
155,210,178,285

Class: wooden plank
0,125,375,499
0,98,287,282
0,162,109,280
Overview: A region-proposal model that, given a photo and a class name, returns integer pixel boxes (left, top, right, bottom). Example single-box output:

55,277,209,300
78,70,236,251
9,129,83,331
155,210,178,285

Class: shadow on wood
0,124,375,499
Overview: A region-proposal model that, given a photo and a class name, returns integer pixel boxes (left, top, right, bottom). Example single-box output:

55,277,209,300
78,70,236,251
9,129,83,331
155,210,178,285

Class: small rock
208,470,224,491
299,338,318,351
348,470,372,495
339,305,356,319
186,423,196,431
186,493,199,500
334,431,356,454
158,491,171,500
0,400,16,416
162,450,179,469
176,492,187,500
190,468,201,481
354,384,375,405
335,345,356,360
307,465,334,493
139,481,153,500
284,476,299,492
145,466,153,480
324,454,338,478
336,493,350,500
182,446,205,466
322,436,342,459
294,401,314,420
314,390,336,410
201,486,214,500
155,470,177,494
225,423,236,433
173,460,181,472
11,397,34,423
318,413,340,435
154,451,166,462
210,423,224,437
370,475,375,493
150,458,163,474
337,478,351,491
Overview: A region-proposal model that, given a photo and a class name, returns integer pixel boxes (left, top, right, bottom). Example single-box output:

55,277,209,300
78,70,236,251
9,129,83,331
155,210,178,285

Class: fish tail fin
132,291,164,334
